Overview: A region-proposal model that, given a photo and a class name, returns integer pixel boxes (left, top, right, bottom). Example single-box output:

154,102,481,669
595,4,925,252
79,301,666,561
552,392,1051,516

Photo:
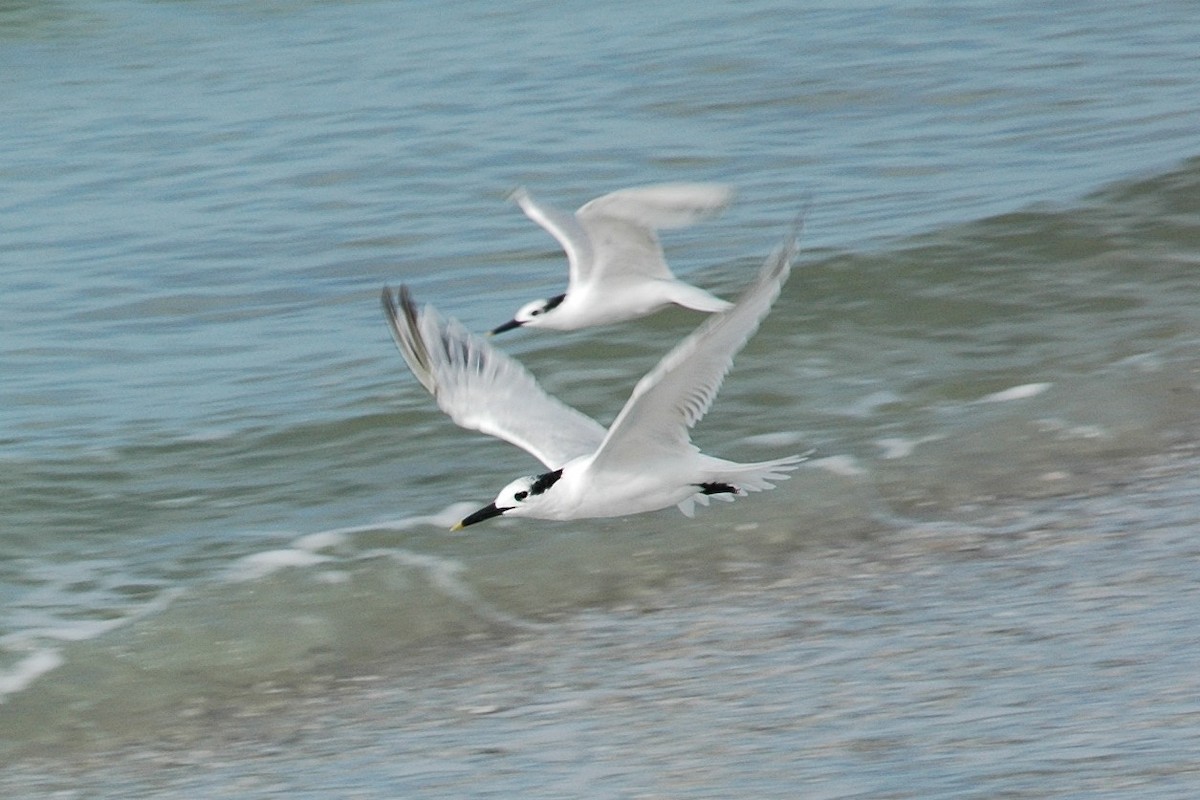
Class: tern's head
450,468,564,530
489,293,567,335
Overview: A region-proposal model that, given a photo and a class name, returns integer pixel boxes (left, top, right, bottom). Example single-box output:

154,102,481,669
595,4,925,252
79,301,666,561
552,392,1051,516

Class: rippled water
2,0,1200,794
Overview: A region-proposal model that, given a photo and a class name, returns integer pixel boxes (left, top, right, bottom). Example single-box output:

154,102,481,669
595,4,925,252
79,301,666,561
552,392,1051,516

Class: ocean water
3,0,1200,795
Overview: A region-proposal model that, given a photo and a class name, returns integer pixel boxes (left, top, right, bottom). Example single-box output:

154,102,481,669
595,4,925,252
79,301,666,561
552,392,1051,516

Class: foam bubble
293,530,348,552
876,437,918,459
740,430,809,447
875,435,942,459
372,501,485,532
0,649,64,702
975,383,1051,404
839,390,904,418
226,549,333,583
812,454,867,476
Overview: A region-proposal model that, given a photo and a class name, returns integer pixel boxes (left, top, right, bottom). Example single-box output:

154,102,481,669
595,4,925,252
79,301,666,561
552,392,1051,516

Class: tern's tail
664,281,734,314
677,452,808,517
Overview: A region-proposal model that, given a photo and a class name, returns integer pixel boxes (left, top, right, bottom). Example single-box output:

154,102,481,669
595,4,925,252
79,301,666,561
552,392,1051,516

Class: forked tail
677,452,809,517
665,280,735,314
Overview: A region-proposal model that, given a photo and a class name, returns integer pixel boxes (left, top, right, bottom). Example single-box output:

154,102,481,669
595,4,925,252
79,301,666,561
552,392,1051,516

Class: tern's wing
510,187,594,290
382,286,607,469
575,183,733,284
588,221,799,472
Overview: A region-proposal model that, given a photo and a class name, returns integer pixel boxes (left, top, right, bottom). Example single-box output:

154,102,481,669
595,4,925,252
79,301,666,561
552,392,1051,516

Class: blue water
2,1,1200,795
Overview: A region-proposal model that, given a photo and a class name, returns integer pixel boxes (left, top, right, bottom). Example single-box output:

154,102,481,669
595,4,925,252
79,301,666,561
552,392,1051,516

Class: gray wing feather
382,286,606,469
510,187,594,288
513,183,733,287
589,222,800,470
577,183,733,229
576,183,733,285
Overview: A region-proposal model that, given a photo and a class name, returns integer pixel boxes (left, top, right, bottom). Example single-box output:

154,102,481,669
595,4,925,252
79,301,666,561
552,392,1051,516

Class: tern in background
489,183,735,335
382,222,804,530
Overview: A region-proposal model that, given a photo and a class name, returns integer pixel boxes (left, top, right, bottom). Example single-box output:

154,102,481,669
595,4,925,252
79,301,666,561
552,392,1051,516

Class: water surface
2,1,1199,795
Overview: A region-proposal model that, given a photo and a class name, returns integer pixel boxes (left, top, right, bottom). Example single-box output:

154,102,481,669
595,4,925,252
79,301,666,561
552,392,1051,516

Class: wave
3,156,1199,755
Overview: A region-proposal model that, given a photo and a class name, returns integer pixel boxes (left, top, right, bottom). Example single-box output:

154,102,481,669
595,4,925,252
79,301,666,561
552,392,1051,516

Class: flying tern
489,183,735,335
382,223,804,529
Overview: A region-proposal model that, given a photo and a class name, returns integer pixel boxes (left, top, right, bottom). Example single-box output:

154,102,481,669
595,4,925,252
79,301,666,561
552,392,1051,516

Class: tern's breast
557,457,700,520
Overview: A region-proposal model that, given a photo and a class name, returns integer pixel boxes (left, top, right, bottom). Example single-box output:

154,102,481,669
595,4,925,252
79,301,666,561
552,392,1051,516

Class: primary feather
590,218,801,472
382,287,606,469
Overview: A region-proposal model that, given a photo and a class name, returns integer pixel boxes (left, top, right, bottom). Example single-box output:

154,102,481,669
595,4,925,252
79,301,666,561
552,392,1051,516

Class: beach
4,1,1200,795
5,442,1199,797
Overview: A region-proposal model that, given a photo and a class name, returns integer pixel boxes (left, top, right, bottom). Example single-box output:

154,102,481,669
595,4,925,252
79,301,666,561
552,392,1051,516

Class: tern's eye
514,491,528,501
530,309,542,316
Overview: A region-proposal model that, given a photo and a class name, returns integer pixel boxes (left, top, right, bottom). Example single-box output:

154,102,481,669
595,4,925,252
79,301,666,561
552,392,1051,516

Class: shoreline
4,444,1200,797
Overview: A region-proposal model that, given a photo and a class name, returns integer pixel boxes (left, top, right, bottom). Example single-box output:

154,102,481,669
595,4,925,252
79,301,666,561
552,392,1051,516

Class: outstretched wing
576,183,733,285
510,187,594,290
382,286,606,469
588,220,801,472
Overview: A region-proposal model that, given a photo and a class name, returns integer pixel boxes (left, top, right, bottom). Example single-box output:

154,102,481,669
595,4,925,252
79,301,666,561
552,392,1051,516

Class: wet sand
4,446,1200,798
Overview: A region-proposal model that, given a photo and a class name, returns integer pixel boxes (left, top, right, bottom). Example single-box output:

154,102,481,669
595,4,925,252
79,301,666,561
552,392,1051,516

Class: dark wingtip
381,283,434,386
397,285,420,331
380,285,401,340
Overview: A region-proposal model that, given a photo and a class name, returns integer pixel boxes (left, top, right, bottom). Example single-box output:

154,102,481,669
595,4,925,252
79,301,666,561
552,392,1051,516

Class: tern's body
382,222,804,529
528,277,727,333
491,183,734,334
495,451,785,522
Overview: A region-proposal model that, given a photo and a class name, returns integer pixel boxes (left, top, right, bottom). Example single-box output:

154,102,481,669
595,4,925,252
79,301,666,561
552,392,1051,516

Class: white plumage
490,183,735,334
382,222,805,529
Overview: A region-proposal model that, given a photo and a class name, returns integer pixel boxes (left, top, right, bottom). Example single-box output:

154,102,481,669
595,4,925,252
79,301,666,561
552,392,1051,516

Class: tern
489,183,735,335
382,224,804,530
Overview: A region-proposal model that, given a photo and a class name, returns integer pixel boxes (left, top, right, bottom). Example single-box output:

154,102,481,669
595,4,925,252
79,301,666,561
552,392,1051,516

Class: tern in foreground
382,223,804,530
490,183,735,335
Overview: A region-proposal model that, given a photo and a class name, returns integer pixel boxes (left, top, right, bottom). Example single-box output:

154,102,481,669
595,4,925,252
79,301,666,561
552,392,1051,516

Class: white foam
876,437,918,459
226,549,333,582
1116,352,1163,372
30,617,130,643
4,587,183,646
304,501,483,539
1035,418,1111,440
0,588,181,702
812,454,867,477
293,530,349,552
0,649,64,703
149,494,205,508
875,435,942,459
975,382,1051,404
740,430,809,448
838,390,903,418
222,502,498,586
368,501,485,532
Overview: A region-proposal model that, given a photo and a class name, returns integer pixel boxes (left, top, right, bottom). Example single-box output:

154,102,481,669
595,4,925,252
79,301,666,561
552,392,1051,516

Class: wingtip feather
381,284,437,396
